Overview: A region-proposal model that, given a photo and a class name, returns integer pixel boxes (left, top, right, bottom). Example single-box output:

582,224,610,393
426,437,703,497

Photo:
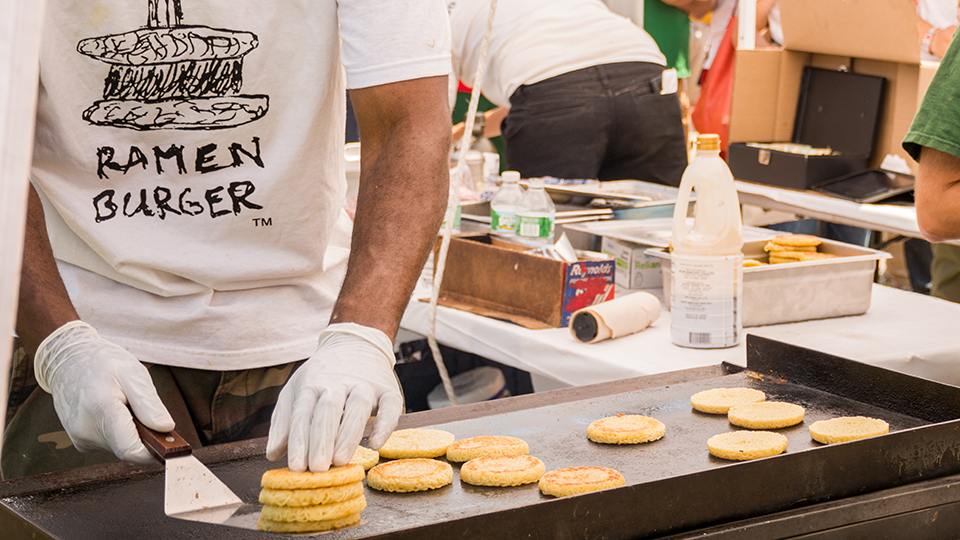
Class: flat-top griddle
4,336,960,539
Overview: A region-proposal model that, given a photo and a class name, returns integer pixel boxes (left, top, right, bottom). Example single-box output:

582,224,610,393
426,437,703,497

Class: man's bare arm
331,75,451,339
17,184,80,357
916,146,960,242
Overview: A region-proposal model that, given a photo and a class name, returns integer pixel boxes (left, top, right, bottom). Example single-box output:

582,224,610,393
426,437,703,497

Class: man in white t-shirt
450,0,688,186
5,0,452,479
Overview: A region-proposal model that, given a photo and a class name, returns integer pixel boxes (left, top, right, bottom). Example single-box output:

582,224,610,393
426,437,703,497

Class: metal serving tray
538,179,679,207
4,337,960,539
565,217,781,248
649,238,891,327
541,180,696,221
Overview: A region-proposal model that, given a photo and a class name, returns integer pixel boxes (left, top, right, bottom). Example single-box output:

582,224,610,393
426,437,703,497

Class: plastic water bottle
441,167,465,234
516,177,555,244
482,152,501,198
670,134,743,348
490,170,523,233
482,152,501,185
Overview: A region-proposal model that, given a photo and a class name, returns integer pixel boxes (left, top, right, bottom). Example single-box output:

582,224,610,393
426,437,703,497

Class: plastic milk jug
670,134,743,348
490,170,523,233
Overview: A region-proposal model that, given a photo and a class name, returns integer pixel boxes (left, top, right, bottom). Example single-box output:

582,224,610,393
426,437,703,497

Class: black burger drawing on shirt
77,0,268,130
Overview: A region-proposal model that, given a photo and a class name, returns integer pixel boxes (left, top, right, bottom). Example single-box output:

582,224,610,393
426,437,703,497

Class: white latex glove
34,321,175,464
266,322,403,472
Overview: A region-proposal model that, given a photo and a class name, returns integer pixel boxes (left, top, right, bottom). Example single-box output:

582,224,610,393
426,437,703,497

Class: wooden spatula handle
131,414,192,460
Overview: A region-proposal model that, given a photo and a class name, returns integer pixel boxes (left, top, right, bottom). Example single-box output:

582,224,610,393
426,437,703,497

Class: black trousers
501,61,688,187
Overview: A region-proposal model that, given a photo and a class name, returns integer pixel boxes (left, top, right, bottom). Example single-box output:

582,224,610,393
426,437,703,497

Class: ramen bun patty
765,234,822,250
378,428,456,459
707,431,788,461
691,387,766,414
259,494,366,523
350,445,381,471
538,466,626,497
460,454,546,487
256,512,361,533
728,402,805,429
260,464,364,490
587,414,666,444
258,482,363,507
810,416,890,444
446,436,529,462
366,458,453,493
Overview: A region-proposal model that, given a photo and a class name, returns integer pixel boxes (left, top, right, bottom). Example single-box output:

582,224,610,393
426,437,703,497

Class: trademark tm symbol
253,217,272,226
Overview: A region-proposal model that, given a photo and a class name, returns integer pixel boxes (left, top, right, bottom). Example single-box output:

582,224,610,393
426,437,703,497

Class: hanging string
426,0,499,406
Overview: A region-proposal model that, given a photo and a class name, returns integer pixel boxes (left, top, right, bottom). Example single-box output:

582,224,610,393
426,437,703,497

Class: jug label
670,253,743,348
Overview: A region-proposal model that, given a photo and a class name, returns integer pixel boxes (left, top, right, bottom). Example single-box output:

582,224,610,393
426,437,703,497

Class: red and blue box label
560,259,616,326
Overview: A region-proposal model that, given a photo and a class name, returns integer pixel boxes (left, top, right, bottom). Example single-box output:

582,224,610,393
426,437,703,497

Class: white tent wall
0,0,46,463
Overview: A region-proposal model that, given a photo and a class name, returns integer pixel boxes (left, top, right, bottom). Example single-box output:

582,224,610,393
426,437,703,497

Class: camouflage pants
1,338,302,480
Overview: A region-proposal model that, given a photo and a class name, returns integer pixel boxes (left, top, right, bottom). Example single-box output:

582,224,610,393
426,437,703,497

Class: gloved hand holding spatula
33,320,175,464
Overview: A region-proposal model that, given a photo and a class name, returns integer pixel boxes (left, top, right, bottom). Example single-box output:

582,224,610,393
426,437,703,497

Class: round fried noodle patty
810,416,889,444
728,402,805,429
257,512,361,533
350,445,381,471
766,234,822,248
707,431,788,461
446,435,530,462
460,454,546,487
366,458,453,492
258,481,364,507
587,414,666,444
538,466,626,497
259,494,367,522
691,388,766,414
260,464,365,489
377,428,456,459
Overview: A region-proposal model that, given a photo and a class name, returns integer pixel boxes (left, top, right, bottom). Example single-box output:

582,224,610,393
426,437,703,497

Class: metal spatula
133,418,262,529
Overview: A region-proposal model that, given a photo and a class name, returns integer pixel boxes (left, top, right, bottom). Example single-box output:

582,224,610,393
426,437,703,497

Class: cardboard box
729,0,939,180
601,236,662,290
778,0,922,65
432,234,615,329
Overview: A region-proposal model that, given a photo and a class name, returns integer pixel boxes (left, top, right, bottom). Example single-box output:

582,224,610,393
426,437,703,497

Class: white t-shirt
703,0,737,71
448,0,665,108
31,0,451,370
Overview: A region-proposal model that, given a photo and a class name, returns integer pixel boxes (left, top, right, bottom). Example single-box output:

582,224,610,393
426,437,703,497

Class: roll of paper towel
569,292,662,344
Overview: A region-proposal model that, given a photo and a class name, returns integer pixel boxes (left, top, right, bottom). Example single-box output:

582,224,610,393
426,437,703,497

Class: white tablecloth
735,180,924,238
401,283,960,389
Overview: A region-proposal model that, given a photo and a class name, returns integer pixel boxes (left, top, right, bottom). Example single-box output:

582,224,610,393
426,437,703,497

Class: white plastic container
483,151,501,185
427,366,510,409
442,167,465,234
670,134,744,348
516,177,556,244
490,170,523,233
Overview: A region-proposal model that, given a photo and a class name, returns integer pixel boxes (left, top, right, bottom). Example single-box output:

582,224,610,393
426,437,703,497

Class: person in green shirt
644,0,694,79
902,26,960,302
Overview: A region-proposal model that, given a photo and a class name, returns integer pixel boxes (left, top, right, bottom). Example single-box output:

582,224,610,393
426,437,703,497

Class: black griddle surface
0,367,933,540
